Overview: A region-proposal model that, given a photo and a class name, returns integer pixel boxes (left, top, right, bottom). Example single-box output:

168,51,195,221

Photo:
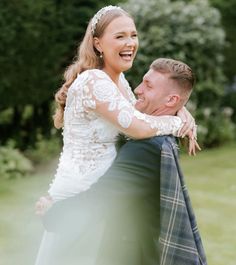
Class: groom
43,58,206,265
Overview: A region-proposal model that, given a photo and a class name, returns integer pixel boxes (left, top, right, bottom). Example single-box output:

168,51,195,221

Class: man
40,58,206,265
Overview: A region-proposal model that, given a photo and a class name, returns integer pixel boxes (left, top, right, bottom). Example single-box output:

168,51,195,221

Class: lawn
181,143,236,265
0,144,235,265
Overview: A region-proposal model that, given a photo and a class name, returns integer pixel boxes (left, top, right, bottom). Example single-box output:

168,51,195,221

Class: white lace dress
48,69,182,201
48,70,132,201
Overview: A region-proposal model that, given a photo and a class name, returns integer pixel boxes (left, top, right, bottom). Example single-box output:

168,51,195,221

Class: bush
0,146,34,179
123,0,226,107
24,134,61,164
196,106,235,147
122,0,236,148
221,90,236,123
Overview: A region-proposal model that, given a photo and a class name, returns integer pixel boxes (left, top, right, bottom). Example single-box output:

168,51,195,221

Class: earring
99,52,103,59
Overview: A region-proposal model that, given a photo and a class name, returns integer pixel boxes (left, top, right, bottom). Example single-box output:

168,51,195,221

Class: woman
35,5,198,265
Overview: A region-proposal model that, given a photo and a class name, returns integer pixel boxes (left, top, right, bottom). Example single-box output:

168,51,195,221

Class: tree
0,0,121,149
123,0,225,107
171,0,236,83
208,0,236,127
209,0,236,82
123,0,235,147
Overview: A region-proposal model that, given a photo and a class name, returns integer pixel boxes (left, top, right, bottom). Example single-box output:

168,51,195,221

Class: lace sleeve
120,73,137,106
80,69,183,139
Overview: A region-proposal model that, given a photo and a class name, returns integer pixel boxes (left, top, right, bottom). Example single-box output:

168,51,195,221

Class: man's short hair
150,58,195,94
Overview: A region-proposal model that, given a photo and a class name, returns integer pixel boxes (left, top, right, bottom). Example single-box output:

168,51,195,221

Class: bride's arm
81,70,184,139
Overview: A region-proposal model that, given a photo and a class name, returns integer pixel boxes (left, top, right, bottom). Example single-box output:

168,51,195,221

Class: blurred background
0,0,235,264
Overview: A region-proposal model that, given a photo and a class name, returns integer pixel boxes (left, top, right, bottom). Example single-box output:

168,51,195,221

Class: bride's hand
35,196,53,216
187,130,201,156
177,107,201,155
177,106,196,138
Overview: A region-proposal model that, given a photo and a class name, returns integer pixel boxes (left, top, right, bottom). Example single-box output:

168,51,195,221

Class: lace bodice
48,69,182,201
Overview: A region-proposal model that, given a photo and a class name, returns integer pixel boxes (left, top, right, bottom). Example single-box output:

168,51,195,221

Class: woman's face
94,16,138,73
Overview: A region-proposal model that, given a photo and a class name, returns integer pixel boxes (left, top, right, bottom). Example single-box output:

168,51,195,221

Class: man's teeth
137,98,144,102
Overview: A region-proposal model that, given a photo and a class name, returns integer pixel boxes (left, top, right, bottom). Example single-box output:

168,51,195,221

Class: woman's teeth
119,52,133,60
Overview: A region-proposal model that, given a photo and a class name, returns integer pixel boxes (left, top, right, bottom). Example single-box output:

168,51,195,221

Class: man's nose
134,84,143,94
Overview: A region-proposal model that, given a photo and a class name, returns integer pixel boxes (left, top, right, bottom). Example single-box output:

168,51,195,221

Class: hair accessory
91,5,122,35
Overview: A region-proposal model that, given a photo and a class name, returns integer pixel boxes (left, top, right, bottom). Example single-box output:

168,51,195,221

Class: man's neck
150,107,177,116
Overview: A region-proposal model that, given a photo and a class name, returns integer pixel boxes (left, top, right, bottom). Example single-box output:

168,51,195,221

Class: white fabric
48,70,135,201
48,69,182,201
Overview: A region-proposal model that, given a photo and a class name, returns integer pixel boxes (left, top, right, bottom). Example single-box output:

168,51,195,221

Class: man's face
134,69,175,115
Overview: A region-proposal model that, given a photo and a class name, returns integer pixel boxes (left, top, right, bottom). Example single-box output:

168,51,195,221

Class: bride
35,5,198,265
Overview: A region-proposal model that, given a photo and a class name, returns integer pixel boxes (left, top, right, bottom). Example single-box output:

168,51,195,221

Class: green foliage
196,106,235,147
0,0,124,108
221,91,236,123
123,0,226,107
0,146,34,179
209,0,236,81
123,0,236,147
0,0,123,149
0,103,53,150
24,134,61,164
0,0,91,107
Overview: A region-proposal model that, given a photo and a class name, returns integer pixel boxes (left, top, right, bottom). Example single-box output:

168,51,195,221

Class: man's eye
116,36,123,39
132,34,138,38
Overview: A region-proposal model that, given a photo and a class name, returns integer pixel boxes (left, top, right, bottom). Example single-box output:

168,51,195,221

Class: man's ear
166,94,180,107
93,37,102,53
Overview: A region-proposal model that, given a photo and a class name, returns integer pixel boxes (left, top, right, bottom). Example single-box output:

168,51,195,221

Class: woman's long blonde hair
53,8,131,129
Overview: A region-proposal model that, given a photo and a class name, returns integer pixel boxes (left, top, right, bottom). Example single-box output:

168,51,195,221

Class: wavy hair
53,8,131,129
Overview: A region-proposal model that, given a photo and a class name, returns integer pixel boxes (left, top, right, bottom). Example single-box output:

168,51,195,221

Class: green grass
0,144,236,265
0,159,58,265
181,143,236,265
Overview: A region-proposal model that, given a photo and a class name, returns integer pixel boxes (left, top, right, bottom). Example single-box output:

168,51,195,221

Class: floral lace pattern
48,70,135,201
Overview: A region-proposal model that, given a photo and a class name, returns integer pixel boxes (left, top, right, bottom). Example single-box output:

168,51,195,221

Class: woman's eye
132,34,138,38
116,36,123,39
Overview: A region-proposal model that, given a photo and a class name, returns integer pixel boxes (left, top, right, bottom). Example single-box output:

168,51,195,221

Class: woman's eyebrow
114,30,137,35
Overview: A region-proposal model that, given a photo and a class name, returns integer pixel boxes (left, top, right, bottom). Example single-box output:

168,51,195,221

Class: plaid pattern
159,136,207,265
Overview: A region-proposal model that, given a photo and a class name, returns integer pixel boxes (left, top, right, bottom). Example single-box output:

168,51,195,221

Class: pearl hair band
91,5,122,35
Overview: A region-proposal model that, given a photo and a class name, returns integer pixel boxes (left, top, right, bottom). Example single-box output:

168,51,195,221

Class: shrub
123,0,226,107
221,90,236,123
24,133,61,164
0,146,33,179
122,0,236,148
196,106,235,147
